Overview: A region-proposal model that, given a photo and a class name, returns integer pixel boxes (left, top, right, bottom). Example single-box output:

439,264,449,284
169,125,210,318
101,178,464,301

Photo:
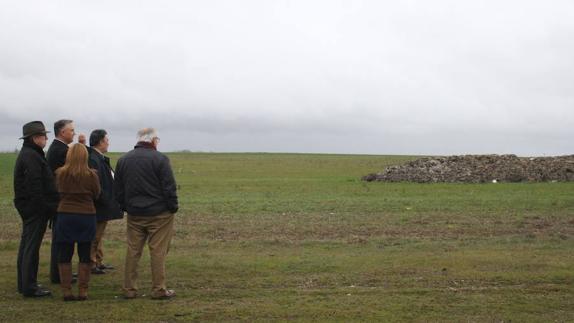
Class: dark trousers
17,214,49,295
49,215,60,283
57,241,91,264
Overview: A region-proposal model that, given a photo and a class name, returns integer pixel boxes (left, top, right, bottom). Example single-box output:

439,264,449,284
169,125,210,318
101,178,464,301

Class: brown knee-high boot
58,263,76,301
78,263,91,301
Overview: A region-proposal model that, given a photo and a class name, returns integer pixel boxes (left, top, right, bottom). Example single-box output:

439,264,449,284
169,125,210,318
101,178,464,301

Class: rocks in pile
362,155,574,183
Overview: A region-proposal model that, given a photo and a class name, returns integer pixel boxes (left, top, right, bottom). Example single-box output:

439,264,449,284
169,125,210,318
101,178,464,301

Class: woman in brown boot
54,143,101,301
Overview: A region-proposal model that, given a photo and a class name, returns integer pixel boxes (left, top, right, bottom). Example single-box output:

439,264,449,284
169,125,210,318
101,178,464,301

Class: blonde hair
56,143,92,183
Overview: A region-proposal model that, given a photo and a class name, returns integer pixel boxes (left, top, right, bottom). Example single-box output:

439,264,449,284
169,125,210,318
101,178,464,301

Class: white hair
137,128,159,143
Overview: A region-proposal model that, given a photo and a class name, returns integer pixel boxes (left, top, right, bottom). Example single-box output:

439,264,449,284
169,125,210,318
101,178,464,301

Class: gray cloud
1,0,573,155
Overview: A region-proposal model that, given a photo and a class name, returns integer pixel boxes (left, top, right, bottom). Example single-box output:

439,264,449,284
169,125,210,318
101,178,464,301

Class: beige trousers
90,221,107,267
123,211,174,297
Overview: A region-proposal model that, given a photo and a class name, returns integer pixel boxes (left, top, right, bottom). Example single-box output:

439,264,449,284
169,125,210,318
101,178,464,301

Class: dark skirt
55,213,96,243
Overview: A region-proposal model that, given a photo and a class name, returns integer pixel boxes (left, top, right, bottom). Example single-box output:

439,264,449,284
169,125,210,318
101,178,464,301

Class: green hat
20,121,50,139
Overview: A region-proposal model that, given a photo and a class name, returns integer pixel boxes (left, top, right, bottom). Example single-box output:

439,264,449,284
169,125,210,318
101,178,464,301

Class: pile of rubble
362,155,574,183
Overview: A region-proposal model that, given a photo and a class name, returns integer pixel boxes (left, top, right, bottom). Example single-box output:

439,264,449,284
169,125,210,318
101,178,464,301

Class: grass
0,152,573,322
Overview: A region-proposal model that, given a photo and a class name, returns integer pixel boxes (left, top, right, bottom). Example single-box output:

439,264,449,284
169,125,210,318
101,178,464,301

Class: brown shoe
77,263,91,301
123,293,137,300
151,289,176,300
58,263,76,301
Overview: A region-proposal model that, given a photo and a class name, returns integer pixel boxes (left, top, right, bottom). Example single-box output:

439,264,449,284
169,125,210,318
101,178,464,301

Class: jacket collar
92,146,105,156
23,142,46,157
52,138,69,148
89,146,111,165
134,141,157,150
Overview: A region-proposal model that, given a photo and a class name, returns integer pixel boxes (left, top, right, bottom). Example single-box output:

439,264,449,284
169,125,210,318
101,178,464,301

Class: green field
0,152,573,322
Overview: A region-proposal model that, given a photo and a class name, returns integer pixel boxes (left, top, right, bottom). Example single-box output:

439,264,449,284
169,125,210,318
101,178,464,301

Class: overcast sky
1,0,573,155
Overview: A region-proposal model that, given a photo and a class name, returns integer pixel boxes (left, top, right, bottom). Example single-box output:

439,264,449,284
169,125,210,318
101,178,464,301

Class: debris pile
362,155,574,183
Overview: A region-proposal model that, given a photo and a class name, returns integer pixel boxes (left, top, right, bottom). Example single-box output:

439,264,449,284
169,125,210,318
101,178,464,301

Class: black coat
88,147,123,222
114,143,178,216
46,139,68,173
13,142,59,222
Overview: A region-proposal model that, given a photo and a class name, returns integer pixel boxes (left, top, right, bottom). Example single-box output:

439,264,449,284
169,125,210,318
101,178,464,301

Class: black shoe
91,267,106,275
23,288,52,298
22,283,45,292
98,263,115,270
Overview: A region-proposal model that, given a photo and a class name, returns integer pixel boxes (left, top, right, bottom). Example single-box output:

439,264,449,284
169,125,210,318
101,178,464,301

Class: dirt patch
363,154,574,183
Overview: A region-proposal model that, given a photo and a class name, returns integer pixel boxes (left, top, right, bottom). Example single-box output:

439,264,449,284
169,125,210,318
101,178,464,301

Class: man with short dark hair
46,119,75,284
14,121,59,297
115,128,178,300
88,129,123,275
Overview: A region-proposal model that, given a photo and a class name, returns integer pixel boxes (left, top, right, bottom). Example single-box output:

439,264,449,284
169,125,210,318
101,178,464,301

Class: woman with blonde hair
54,143,101,301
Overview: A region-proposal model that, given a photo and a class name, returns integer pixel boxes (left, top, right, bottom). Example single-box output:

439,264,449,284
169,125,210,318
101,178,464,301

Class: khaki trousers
123,211,174,297
90,221,107,267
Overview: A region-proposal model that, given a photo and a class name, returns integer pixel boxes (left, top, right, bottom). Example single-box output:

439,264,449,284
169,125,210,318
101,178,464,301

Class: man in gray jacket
114,128,178,300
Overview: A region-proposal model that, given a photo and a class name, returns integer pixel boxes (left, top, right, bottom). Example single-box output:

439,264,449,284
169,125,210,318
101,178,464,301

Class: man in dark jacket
115,128,178,300
14,121,59,297
46,119,75,284
87,129,123,275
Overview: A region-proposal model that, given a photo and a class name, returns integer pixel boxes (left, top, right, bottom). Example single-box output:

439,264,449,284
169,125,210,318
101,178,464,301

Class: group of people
14,120,179,301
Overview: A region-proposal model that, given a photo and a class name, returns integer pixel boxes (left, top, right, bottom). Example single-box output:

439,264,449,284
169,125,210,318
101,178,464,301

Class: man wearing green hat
13,121,59,297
